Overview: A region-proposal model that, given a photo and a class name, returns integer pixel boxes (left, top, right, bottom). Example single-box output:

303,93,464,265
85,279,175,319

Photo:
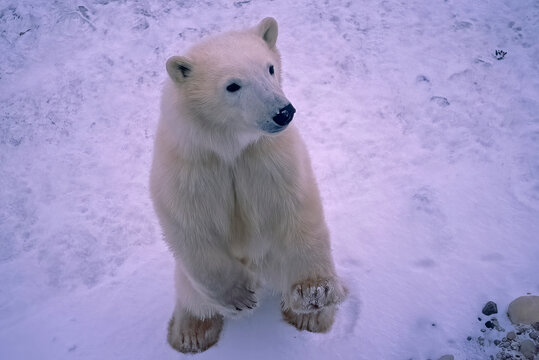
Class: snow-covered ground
1,0,538,359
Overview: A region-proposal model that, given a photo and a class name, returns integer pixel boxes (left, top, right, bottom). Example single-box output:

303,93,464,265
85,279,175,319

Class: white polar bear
150,17,346,353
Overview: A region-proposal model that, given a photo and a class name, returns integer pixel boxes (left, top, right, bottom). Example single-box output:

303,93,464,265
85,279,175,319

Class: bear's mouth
260,120,289,134
265,126,287,134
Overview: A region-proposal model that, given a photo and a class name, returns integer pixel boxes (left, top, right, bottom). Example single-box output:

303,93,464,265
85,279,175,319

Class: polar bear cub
150,17,346,353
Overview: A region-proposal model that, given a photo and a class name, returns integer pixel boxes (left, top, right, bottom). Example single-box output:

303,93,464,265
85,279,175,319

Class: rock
483,301,499,315
486,320,496,329
519,339,537,359
508,296,539,325
494,339,501,345
438,355,454,360
529,330,538,340
533,322,539,331
507,331,516,340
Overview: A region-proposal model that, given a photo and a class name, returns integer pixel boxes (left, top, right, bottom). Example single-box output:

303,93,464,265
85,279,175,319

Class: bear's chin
260,124,289,135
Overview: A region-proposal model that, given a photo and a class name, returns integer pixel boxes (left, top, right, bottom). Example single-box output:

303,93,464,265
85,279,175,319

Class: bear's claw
221,282,258,314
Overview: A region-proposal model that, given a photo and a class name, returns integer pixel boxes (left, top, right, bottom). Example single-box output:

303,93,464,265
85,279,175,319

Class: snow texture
1,0,538,359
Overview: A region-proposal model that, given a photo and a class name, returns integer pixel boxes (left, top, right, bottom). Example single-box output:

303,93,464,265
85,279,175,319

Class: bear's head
165,18,295,142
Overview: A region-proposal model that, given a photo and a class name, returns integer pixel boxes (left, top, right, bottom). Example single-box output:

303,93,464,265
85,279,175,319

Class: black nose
272,103,296,126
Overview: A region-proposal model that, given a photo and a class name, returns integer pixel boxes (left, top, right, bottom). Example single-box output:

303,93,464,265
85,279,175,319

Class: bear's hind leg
168,263,224,353
167,308,223,353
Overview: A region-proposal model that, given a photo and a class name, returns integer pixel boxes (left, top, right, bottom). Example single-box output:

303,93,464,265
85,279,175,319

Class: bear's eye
269,65,275,75
226,83,241,92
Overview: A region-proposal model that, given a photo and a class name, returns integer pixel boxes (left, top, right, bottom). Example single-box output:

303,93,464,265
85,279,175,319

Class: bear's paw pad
282,306,336,333
290,278,346,313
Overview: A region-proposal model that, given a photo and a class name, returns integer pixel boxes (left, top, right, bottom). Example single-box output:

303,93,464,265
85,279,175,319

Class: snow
1,0,538,359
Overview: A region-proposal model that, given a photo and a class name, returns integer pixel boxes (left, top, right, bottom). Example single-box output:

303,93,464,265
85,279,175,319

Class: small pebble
467,336,472,341
507,331,516,340
528,330,538,340
494,339,501,345
486,320,495,329
491,318,504,331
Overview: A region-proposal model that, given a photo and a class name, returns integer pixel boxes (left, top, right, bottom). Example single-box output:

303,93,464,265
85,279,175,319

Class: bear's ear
166,56,193,83
255,17,278,49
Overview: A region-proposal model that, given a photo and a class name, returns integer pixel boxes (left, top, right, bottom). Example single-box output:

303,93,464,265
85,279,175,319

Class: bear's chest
229,143,303,258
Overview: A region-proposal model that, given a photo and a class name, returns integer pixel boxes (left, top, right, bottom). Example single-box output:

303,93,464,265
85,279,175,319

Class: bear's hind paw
167,311,223,353
282,305,336,333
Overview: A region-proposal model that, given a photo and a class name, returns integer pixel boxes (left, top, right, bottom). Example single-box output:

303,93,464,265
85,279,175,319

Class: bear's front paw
220,281,258,314
288,278,346,313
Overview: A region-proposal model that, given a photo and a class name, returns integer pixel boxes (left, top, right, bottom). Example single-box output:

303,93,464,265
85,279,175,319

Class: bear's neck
159,112,262,165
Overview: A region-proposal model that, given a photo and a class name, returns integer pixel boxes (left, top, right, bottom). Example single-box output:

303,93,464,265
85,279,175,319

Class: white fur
150,18,345,352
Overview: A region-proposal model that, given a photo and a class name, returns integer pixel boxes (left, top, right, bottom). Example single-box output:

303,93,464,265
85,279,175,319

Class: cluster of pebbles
438,296,539,360
474,297,539,360
490,323,539,360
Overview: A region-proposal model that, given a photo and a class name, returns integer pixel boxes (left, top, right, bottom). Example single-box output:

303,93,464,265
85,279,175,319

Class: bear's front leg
279,222,346,332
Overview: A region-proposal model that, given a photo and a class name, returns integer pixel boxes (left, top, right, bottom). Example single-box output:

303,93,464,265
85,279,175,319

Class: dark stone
485,320,495,329
482,301,498,316
532,322,539,331
494,339,501,345
467,336,472,341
